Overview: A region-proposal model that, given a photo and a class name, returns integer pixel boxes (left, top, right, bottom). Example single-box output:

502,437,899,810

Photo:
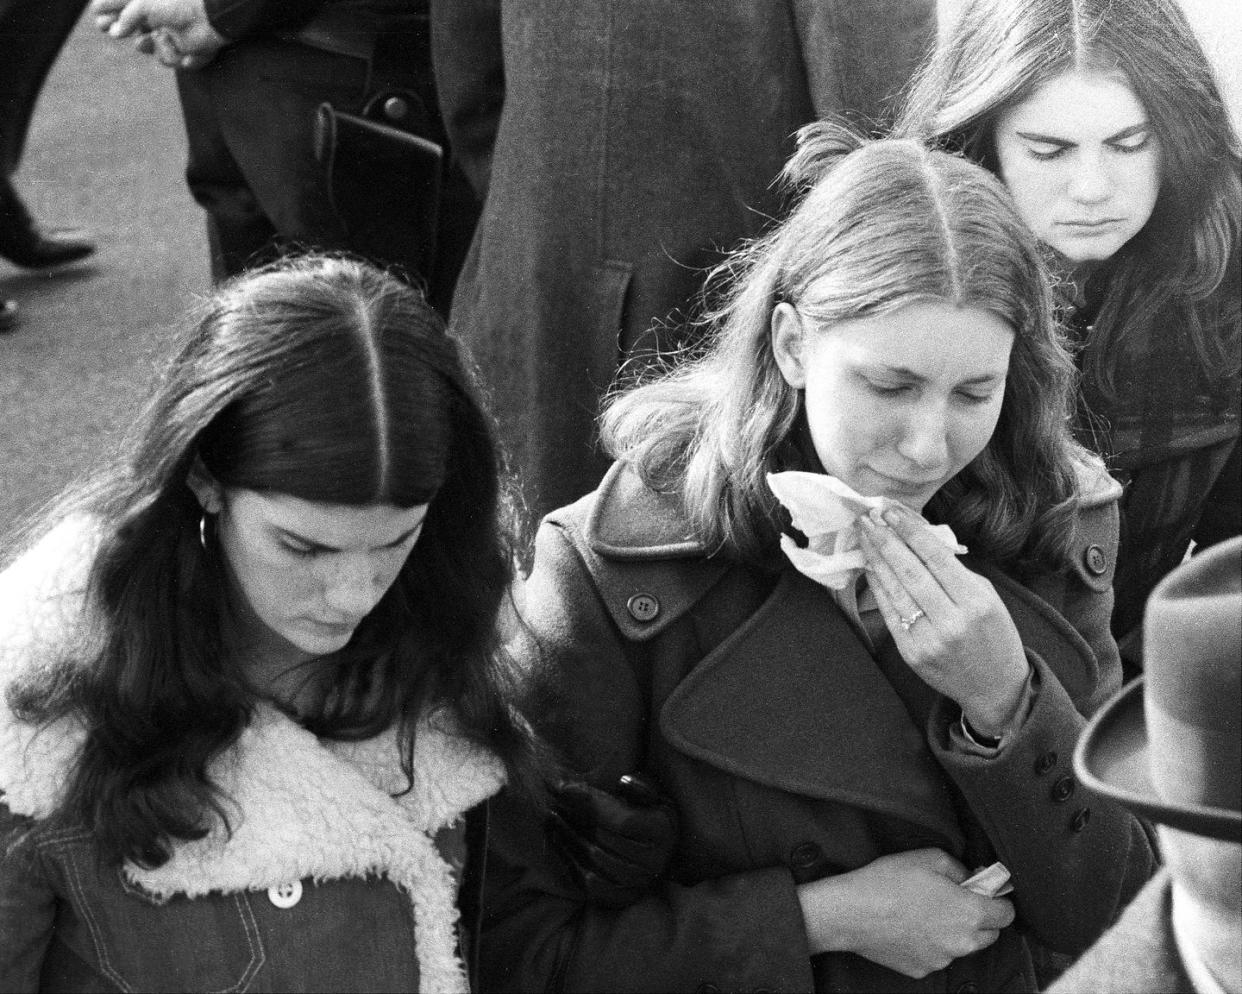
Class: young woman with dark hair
895,0,1241,672
0,254,542,992
476,127,1156,993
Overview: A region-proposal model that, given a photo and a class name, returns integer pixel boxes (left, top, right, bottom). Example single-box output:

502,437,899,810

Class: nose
323,554,382,618
896,403,949,472
1067,151,1113,204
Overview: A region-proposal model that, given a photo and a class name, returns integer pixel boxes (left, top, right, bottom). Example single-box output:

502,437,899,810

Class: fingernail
881,506,905,527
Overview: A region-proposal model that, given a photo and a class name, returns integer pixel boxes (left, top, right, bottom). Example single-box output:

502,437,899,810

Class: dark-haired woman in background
895,0,1241,674
0,255,541,992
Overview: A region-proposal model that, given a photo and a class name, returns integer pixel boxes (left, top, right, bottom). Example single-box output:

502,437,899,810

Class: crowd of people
1,0,1239,992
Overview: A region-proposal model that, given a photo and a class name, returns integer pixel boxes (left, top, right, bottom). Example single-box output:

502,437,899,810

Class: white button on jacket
267,880,303,909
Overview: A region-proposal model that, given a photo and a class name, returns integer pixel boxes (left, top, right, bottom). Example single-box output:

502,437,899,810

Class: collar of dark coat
557,461,1107,842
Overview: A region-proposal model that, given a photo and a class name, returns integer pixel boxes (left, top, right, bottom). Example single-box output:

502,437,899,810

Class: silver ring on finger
898,608,925,632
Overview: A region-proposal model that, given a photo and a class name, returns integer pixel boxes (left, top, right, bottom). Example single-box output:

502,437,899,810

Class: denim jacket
0,520,505,993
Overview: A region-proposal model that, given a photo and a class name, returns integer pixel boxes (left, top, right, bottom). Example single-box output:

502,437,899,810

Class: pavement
0,15,208,540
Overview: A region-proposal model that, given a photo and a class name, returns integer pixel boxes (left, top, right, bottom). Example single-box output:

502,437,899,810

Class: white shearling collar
0,518,506,993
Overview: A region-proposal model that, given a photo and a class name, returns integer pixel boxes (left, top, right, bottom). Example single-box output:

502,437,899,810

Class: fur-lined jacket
0,520,505,993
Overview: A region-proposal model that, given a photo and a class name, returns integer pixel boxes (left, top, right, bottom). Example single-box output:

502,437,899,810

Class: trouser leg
176,61,278,279
0,0,89,173
176,40,368,280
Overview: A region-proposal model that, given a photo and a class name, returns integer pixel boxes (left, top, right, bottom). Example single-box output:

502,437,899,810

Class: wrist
796,874,854,956
962,661,1033,739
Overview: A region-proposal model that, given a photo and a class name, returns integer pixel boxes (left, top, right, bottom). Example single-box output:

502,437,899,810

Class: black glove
546,773,679,907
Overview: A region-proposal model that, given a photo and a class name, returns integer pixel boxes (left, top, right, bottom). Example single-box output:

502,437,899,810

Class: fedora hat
1075,535,1241,842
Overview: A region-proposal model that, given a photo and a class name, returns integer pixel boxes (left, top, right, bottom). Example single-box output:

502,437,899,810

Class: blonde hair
603,124,1087,572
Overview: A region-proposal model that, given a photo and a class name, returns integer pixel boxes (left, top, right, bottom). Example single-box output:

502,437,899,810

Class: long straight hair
8,255,543,867
894,0,1241,402
603,125,1090,574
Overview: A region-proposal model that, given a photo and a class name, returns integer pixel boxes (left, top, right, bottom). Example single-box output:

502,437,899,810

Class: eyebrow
1016,122,1150,146
864,364,1007,386
275,519,425,553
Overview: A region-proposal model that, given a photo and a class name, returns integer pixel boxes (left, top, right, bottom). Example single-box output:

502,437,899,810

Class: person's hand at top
858,503,1032,740
90,0,227,69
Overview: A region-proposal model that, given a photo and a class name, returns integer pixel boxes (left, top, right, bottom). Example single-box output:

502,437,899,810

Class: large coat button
789,841,828,884
1083,544,1108,576
1051,775,1076,803
268,880,303,908
627,592,660,622
789,841,823,869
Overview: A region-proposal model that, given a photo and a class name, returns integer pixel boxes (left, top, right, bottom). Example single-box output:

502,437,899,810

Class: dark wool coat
1048,872,1196,994
1068,256,1242,674
431,0,936,519
480,463,1158,993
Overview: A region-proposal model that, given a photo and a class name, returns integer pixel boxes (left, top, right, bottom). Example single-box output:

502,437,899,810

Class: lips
872,471,943,493
1060,218,1122,228
308,619,357,634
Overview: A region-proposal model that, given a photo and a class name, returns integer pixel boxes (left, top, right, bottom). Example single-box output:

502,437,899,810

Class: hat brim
1074,677,1242,843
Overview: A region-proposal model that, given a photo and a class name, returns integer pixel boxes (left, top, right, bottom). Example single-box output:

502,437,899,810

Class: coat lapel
577,462,1103,849
659,570,964,847
658,561,1102,847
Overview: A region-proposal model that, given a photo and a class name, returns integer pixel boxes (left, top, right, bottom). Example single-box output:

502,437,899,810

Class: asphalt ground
0,14,207,542
1,4,1238,548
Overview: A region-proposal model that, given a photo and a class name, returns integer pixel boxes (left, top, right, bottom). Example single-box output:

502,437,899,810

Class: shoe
0,176,96,269
0,298,17,332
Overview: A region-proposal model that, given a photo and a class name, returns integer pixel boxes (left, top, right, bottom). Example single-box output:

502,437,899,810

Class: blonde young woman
476,128,1156,993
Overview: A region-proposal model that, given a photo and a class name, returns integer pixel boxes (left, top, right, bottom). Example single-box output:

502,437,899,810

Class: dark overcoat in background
431,1,936,519
478,463,1158,992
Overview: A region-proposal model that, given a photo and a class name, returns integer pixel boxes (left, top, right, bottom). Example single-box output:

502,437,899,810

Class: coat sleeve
0,804,56,993
479,520,815,994
430,0,504,199
928,494,1157,956
791,0,936,123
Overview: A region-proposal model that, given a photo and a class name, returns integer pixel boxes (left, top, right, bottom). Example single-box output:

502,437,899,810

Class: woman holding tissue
477,127,1157,994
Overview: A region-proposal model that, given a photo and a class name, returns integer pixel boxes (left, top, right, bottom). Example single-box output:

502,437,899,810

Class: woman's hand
546,774,678,907
90,0,227,69
858,505,1030,736
797,848,1015,978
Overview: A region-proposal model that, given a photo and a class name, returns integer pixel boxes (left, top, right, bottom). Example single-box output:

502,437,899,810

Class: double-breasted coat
431,0,936,518
479,463,1158,993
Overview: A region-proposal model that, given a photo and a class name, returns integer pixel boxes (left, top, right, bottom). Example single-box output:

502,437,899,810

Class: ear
186,456,224,514
770,302,808,389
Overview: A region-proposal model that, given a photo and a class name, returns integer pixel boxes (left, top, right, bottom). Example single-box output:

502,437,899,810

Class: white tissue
767,471,967,590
